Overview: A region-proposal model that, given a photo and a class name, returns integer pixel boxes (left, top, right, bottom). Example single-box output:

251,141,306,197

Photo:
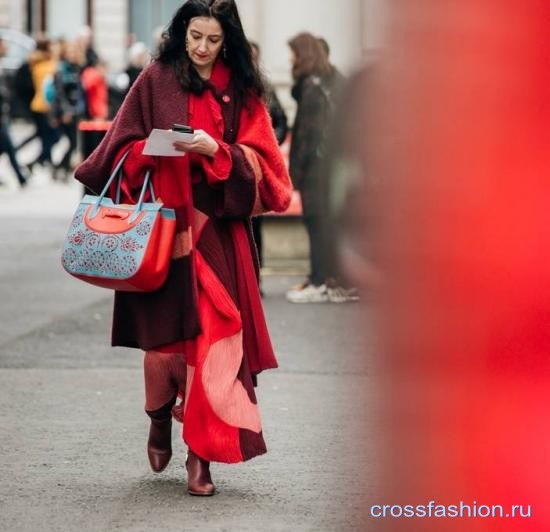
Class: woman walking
75,0,291,496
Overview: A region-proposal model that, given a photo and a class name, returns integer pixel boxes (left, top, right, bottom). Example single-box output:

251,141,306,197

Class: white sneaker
286,283,329,303
327,285,360,303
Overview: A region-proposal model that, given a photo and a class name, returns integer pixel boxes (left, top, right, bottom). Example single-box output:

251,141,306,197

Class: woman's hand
173,129,219,158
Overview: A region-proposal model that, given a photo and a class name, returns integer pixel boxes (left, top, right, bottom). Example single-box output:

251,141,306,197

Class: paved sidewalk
0,172,84,218
0,121,84,218
0,137,373,531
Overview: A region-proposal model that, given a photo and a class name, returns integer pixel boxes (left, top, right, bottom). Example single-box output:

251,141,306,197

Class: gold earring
185,40,189,52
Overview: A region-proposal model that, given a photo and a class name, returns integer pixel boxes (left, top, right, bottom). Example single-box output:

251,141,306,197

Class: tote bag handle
89,149,156,222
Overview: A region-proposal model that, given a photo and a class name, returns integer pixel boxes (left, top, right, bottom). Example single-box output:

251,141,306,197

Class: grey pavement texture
0,161,373,531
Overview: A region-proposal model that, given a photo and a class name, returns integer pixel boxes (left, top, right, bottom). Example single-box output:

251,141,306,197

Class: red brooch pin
222,94,231,103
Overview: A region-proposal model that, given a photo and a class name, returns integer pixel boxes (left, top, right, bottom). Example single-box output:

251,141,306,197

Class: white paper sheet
142,128,196,156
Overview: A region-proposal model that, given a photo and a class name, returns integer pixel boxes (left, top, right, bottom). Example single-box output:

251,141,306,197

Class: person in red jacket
75,0,291,497
80,57,108,120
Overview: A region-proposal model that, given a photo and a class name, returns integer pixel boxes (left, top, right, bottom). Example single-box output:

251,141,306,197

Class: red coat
76,60,292,463
81,66,108,119
75,60,291,373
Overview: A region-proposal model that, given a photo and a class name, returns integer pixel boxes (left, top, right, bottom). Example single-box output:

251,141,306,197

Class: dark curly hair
156,0,265,101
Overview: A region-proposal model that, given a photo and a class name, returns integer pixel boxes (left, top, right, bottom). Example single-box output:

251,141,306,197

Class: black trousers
31,112,59,165
56,119,78,171
303,214,327,286
0,123,27,185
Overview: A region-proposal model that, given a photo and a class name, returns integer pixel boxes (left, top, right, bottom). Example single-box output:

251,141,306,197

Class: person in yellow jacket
27,38,60,176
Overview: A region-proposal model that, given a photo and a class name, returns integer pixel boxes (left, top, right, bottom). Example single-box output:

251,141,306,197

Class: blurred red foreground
363,1,550,530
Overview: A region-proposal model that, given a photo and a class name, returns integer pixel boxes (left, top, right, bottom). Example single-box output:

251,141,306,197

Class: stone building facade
0,0,383,110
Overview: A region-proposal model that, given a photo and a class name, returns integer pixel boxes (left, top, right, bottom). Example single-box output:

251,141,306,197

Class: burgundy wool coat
74,61,292,373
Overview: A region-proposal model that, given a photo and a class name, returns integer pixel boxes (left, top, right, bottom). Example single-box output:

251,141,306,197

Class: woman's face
186,16,224,71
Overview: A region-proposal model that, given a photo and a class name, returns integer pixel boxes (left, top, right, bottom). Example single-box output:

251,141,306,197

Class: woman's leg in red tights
143,350,187,420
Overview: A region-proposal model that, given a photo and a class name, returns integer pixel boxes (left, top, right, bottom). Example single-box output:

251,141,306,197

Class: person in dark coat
74,0,291,497
13,59,39,151
77,25,99,68
286,32,355,303
249,42,288,145
124,41,150,93
249,41,288,276
0,38,30,187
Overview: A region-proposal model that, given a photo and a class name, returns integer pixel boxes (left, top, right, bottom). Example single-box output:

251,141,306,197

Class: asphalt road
0,145,372,531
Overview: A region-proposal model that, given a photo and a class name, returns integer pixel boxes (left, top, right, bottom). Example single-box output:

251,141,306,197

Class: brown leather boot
186,449,216,496
147,417,172,473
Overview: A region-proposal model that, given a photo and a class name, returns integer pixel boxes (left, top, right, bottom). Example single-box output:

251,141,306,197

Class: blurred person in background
79,56,109,164
315,63,368,301
285,32,354,303
81,57,108,121
13,55,35,115
50,40,85,181
318,37,364,303
13,54,39,151
0,38,30,188
318,37,330,57
124,41,150,92
125,32,137,50
318,37,339,76
26,38,60,177
152,25,166,56
77,25,99,68
249,41,288,145
249,40,288,287
50,37,64,62
75,0,291,497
